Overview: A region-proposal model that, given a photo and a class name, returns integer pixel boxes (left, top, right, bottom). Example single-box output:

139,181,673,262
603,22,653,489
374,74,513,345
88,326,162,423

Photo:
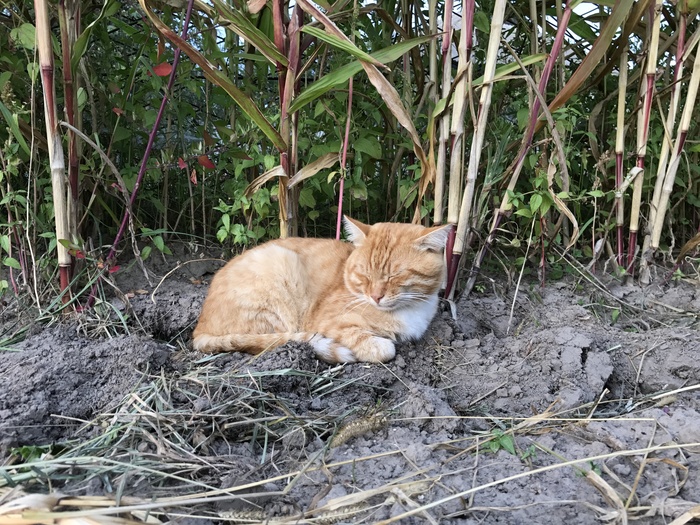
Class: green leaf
221,213,231,232
141,245,152,260
0,235,9,254
3,257,21,270
140,0,287,152
514,208,533,218
473,11,490,33
290,35,434,113
152,235,166,252
314,101,326,118
0,72,12,92
567,10,599,43
530,193,543,214
0,102,30,156
299,187,316,208
211,0,288,66
499,435,516,455
588,190,605,198
72,0,120,71
302,26,383,67
611,308,620,324
216,229,228,244
10,23,36,50
354,136,382,159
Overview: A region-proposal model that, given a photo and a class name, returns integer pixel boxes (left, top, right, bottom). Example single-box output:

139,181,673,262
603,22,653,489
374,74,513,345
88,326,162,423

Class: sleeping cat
192,217,451,363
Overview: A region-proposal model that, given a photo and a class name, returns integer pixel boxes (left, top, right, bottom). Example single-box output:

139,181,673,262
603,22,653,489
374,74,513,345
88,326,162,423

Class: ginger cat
192,217,451,363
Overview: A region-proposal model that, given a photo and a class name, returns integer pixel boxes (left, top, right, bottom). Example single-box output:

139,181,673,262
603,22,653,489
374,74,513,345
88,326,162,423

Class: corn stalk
446,0,475,227
648,35,700,253
35,0,72,296
432,0,453,226
444,0,503,299
57,0,80,237
461,0,573,298
640,5,689,281
614,45,628,266
627,0,662,271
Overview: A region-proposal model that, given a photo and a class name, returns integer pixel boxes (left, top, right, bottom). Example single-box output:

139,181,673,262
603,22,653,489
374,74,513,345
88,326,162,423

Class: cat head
343,217,452,310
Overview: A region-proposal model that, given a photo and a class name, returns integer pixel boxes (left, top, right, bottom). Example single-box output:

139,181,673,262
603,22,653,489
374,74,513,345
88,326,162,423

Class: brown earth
1,254,699,524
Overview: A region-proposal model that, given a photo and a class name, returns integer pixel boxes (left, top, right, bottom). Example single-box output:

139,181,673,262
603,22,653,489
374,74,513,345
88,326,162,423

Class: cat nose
371,293,384,305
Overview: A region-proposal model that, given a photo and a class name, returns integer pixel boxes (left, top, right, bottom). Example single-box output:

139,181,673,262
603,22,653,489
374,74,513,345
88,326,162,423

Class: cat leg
194,332,315,354
309,332,395,364
350,336,396,363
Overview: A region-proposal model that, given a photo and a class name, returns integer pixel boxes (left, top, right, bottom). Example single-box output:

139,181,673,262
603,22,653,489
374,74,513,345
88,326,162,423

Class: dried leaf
203,129,215,147
197,155,215,169
247,0,267,14
212,0,288,66
669,505,700,525
288,153,339,187
190,168,198,185
245,165,286,197
676,232,700,264
152,62,173,76
543,0,637,129
157,32,165,60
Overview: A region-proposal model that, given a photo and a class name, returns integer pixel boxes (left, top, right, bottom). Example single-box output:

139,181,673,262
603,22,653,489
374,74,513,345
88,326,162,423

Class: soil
1,252,699,524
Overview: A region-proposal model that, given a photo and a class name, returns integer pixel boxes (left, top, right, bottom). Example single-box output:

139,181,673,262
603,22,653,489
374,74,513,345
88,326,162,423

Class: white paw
333,346,357,363
365,337,396,363
309,334,333,359
309,334,357,363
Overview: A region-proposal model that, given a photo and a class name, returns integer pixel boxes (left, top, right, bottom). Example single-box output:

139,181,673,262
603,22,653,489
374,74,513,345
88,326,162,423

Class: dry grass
1,350,699,524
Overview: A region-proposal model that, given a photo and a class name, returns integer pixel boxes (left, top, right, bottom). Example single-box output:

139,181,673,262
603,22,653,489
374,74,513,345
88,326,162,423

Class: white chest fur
394,294,439,341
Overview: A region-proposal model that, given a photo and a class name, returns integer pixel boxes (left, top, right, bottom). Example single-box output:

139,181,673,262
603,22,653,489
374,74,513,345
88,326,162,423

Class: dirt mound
1,269,699,524
0,327,171,457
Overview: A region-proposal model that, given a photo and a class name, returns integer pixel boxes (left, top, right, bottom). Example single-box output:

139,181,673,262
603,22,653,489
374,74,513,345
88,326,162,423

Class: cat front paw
309,334,357,364
355,337,396,363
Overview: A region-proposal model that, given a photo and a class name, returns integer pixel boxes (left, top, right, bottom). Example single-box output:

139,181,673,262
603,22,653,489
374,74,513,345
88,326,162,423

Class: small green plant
520,444,537,461
11,444,55,462
611,308,620,325
486,429,516,455
140,228,172,260
672,268,685,282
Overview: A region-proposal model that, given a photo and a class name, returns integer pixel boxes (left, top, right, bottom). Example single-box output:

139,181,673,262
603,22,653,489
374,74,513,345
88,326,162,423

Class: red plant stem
87,0,195,307
516,1,571,170
336,76,354,240
272,0,287,101
463,0,475,57
443,225,457,296
442,0,473,292
626,231,637,272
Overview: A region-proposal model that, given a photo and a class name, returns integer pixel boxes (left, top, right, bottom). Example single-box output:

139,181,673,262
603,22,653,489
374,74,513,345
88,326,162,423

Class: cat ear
343,216,370,246
415,224,453,252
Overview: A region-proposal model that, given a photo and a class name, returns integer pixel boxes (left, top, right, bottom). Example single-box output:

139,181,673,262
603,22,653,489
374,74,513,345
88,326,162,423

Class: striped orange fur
192,217,450,363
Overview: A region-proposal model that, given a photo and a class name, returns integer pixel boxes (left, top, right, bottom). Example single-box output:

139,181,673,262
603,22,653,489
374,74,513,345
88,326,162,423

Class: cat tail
192,332,357,363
